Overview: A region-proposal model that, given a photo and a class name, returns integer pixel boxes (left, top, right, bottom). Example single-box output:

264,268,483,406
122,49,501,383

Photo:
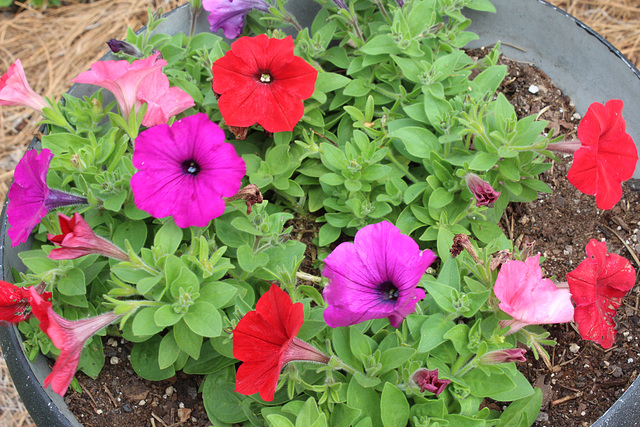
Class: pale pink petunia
494,254,574,334
136,70,194,127
0,59,48,113
72,53,166,119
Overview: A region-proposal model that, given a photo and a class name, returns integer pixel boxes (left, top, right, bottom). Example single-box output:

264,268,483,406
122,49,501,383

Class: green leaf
154,220,183,254
469,152,500,171
174,319,203,359
237,245,269,272
319,223,341,246
360,35,401,55
202,377,248,424
266,144,291,175
390,126,439,159
417,313,455,352
131,335,176,381
184,301,222,337
57,268,86,296
347,378,382,427
158,330,181,369
131,306,164,336
379,347,416,375
380,383,410,427
154,304,184,327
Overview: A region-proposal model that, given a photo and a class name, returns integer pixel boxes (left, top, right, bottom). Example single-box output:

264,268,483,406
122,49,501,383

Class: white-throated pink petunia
28,287,121,396
322,221,436,328
0,59,48,113
7,149,88,247
130,113,246,228
567,239,636,349
494,254,574,334
203,0,271,39
211,35,318,133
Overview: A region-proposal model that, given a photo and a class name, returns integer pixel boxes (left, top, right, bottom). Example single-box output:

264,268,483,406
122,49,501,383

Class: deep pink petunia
322,221,436,328
465,173,500,207
233,284,329,401
47,213,130,261
7,149,88,247
566,239,636,349
72,53,166,119
567,100,638,210
211,35,318,133
28,287,121,396
135,69,194,127
0,282,51,323
202,0,270,39
130,113,246,228
410,368,450,396
0,59,48,113
495,254,574,334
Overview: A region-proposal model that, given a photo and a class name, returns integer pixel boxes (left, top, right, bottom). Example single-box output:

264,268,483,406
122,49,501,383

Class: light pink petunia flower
494,254,574,334
0,59,48,113
136,69,195,127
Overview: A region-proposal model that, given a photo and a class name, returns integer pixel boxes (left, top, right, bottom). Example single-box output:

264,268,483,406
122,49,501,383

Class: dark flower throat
181,159,201,176
378,281,399,302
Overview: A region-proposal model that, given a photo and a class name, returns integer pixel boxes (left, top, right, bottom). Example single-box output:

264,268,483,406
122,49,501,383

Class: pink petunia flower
211,35,318,133
135,69,195,127
322,221,436,328
202,0,271,39
476,348,527,365
130,113,246,228
28,287,121,396
0,59,48,113
494,254,574,334
410,368,450,396
566,239,636,349
465,173,500,207
47,213,130,262
7,149,88,247
0,282,51,323
233,284,329,402
567,100,638,210
72,53,166,120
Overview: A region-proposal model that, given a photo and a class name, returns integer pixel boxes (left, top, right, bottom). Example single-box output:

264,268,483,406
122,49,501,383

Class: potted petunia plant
0,0,638,425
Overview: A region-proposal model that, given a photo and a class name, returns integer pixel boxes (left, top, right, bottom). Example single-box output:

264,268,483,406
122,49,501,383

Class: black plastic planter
1,1,639,426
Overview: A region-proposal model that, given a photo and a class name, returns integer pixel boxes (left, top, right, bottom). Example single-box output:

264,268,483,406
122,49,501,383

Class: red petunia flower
567,239,636,349
233,284,329,401
28,287,121,396
211,35,318,133
0,282,50,323
47,212,130,262
567,100,638,210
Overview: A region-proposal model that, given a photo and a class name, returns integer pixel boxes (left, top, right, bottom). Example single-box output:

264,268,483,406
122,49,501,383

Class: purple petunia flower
322,221,436,328
7,149,88,247
202,0,271,39
130,113,246,228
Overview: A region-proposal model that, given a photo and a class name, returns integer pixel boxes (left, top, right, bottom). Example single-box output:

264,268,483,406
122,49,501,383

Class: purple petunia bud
410,368,451,396
332,0,348,9
477,348,527,365
465,173,500,207
396,0,404,7
106,39,143,58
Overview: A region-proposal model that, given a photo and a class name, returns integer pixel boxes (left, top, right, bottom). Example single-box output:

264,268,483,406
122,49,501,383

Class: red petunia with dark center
211,35,318,133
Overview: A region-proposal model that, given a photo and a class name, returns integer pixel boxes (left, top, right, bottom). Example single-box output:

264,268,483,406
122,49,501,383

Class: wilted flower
567,239,636,349
7,149,88,247
476,348,527,365
322,221,436,328
0,59,48,113
47,213,130,262
106,39,143,57
410,368,450,396
567,100,638,210
211,35,318,133
465,173,500,207
494,254,574,334
202,0,271,39
130,113,246,228
0,282,51,323
233,284,330,401
28,288,121,396
224,184,263,214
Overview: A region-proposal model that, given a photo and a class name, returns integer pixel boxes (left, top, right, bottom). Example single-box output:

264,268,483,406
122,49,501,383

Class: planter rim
1,1,639,426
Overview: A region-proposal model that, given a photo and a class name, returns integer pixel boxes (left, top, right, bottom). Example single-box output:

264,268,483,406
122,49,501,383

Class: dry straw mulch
0,0,638,426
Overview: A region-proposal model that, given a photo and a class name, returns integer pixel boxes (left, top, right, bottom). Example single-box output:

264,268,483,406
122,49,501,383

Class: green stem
385,150,419,183
296,271,322,283
374,0,392,25
330,356,358,375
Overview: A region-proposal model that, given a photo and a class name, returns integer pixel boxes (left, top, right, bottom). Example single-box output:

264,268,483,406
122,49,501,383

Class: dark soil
63,52,640,426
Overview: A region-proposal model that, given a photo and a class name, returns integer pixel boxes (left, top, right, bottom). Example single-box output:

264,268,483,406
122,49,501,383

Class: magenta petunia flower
47,213,130,261
130,113,246,228
202,0,271,39
7,149,88,247
72,53,166,119
136,69,195,127
495,254,574,335
28,287,121,396
322,221,436,328
0,59,48,113
465,173,500,207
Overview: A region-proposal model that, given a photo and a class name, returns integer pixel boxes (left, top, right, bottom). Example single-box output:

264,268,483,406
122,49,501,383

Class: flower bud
106,39,143,58
465,173,500,207
410,368,451,396
477,348,527,365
